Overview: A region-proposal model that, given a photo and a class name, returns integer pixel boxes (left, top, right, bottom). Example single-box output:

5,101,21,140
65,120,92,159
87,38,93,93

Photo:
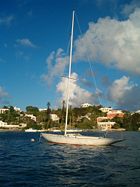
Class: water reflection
40,131,140,186
0,131,140,186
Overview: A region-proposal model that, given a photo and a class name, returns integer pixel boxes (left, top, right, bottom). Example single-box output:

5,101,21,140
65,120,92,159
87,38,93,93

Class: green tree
47,102,51,115
60,100,66,124
131,113,140,130
26,106,39,116
111,117,124,129
37,111,48,123
25,117,41,130
122,112,133,130
0,106,20,124
76,118,93,129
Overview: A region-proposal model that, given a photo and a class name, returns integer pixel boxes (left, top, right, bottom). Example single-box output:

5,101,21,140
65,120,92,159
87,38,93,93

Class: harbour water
0,131,140,187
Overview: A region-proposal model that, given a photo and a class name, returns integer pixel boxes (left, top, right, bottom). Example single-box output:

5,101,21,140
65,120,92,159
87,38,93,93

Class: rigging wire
75,13,101,105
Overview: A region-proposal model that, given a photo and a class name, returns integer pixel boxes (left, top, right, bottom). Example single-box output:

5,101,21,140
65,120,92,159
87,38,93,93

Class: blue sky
0,0,140,111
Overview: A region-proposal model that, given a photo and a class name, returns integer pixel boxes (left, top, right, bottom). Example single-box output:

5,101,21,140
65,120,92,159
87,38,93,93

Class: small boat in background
25,128,38,132
66,129,83,133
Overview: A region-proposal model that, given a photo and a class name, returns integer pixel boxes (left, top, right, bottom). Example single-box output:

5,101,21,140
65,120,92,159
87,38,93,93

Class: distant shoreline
0,128,129,132
0,129,23,132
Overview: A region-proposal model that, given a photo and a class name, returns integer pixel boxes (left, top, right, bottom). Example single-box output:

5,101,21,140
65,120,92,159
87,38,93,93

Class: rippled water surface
0,131,140,187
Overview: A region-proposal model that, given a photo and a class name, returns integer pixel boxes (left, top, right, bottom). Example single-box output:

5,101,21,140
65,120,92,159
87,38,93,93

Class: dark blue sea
0,131,140,187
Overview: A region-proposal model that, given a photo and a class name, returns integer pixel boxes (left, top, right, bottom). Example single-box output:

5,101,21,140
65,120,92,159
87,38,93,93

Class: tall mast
64,11,75,136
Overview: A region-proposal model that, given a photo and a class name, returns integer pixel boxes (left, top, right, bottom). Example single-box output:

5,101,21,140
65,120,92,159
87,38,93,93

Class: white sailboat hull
41,133,124,146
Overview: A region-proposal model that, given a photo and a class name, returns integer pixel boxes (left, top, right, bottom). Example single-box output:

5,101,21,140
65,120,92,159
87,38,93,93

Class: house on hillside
0,120,7,126
97,116,108,122
14,106,21,112
107,110,124,119
81,103,92,108
50,114,60,122
97,109,124,130
97,121,116,131
77,113,91,122
0,108,9,114
0,107,21,114
0,121,27,129
135,110,140,114
39,108,47,112
99,107,112,113
25,114,37,122
96,117,115,130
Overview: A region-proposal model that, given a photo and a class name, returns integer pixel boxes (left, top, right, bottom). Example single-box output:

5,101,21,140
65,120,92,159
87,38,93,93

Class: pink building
107,110,124,119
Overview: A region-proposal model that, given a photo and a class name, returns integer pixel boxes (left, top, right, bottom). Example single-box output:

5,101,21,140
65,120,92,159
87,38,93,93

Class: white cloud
122,0,140,16
74,8,140,74
42,4,140,110
43,49,101,106
0,15,14,26
42,48,69,86
16,38,37,48
108,76,133,102
56,72,99,107
108,76,140,110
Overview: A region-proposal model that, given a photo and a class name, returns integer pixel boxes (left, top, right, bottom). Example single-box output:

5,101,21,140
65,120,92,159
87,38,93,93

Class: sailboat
41,11,124,146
